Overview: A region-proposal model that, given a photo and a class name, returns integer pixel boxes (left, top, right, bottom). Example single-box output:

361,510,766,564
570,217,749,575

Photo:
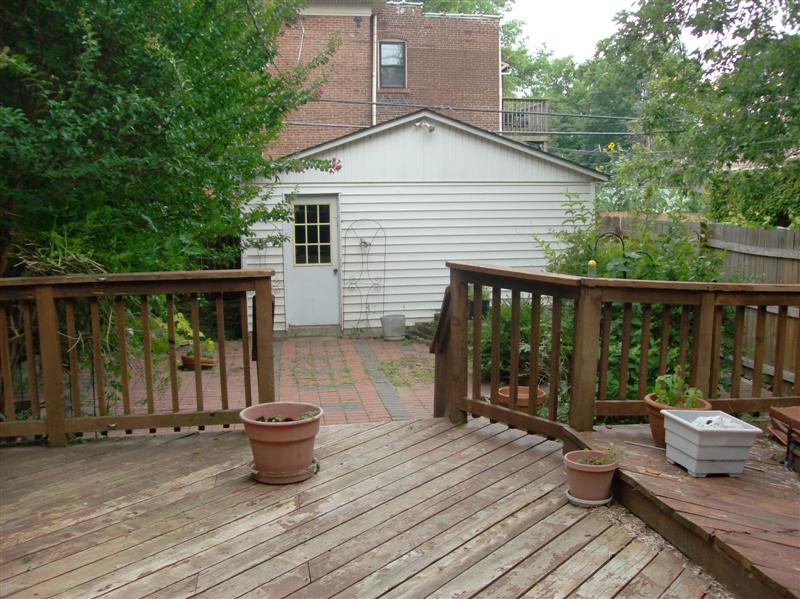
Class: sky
505,0,638,63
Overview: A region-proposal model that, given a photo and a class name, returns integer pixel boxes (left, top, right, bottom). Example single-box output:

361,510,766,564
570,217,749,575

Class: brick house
270,0,503,157
244,2,592,335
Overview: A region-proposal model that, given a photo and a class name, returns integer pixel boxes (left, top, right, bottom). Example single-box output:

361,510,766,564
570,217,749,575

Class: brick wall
376,3,500,131
269,2,500,157
268,14,373,157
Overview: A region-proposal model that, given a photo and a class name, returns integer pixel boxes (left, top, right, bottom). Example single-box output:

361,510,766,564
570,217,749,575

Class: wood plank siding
244,116,600,331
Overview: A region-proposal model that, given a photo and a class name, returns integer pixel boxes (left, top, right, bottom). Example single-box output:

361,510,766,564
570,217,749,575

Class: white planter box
662,410,762,477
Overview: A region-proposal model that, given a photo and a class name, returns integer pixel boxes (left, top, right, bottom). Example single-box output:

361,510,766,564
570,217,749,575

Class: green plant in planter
185,337,216,358
255,409,319,423
652,367,704,408
576,443,621,465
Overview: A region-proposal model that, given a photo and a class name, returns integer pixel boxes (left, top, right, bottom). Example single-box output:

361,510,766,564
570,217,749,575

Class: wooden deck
0,418,725,598
581,424,800,599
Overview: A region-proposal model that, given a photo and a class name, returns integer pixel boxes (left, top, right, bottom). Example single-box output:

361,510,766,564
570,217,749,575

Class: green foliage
652,367,705,408
576,443,620,465
1,0,339,276
422,0,510,14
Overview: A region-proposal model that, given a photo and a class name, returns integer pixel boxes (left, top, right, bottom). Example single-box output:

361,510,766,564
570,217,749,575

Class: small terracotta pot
643,393,712,448
498,385,546,410
181,354,215,369
563,450,618,502
240,402,323,484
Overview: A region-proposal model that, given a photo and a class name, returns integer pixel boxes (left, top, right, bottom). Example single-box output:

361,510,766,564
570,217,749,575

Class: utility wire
314,98,640,121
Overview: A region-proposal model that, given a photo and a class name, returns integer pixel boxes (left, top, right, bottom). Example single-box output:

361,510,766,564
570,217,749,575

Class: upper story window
380,42,406,88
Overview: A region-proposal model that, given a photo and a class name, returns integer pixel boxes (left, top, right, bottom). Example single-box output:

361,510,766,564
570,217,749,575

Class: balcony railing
431,262,800,449
502,98,548,135
0,271,275,445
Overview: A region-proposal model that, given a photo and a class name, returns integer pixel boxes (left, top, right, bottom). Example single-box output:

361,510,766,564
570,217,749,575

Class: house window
293,203,332,265
380,42,406,88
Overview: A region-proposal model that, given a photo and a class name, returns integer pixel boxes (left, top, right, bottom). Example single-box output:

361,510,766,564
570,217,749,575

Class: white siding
244,116,601,332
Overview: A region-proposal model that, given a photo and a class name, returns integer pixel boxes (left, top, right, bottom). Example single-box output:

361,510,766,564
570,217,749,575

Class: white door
284,197,341,327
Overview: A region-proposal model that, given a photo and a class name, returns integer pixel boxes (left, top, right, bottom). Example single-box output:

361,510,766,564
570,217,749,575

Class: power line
314,98,640,122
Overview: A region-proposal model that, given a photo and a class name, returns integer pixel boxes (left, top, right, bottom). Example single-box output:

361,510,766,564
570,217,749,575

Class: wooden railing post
430,287,451,418
691,292,716,398
447,270,468,424
35,285,67,447
569,286,602,431
253,277,275,403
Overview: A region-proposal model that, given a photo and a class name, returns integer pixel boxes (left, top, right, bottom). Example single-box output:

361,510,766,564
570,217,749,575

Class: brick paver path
113,337,434,427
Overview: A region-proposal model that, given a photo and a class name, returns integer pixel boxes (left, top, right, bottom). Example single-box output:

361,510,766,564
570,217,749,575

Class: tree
604,0,800,227
1,0,337,276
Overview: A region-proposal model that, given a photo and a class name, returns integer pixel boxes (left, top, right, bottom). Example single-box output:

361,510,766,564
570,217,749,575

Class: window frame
379,41,407,89
292,201,333,267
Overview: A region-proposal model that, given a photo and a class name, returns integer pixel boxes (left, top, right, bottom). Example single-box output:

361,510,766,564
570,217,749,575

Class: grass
378,354,434,387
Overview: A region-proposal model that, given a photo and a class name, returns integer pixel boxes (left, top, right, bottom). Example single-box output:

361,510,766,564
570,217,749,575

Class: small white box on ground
662,410,762,477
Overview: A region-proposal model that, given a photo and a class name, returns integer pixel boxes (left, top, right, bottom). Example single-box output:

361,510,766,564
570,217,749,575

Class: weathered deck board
1,419,724,599
581,423,800,599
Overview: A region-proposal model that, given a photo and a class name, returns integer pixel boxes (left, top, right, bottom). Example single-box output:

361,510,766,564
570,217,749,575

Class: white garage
243,109,608,334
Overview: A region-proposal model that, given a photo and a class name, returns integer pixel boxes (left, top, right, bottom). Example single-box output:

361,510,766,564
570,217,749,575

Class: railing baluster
0,304,14,421
509,290,520,410
240,292,253,407
772,305,788,396
165,295,180,427
618,303,632,401
446,269,468,424
637,304,652,400
89,299,106,418
528,295,541,416
752,305,767,398
490,286,501,405
64,300,81,418
678,305,690,376
731,305,745,398
658,304,670,376
570,288,602,431
114,297,132,433
548,297,562,420
21,302,39,418
140,296,155,433
253,278,275,404
216,294,229,420
471,284,482,402
190,294,205,429
709,307,723,398
794,315,800,397
598,302,612,402
36,286,66,446
690,293,715,397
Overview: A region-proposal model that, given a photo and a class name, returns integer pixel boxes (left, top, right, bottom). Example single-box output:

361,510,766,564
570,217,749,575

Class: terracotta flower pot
240,402,323,484
643,393,712,448
563,450,618,503
498,385,546,410
181,354,215,369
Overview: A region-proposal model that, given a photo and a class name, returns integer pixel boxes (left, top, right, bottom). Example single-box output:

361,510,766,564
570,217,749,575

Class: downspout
371,13,378,126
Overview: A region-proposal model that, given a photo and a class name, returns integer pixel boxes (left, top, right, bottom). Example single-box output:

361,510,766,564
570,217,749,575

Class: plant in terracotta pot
498,379,546,410
644,367,711,448
181,337,216,369
240,402,323,484
564,444,620,507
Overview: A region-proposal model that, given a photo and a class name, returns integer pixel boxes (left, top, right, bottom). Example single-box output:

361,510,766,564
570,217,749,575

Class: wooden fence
431,262,800,446
600,216,799,390
0,271,275,446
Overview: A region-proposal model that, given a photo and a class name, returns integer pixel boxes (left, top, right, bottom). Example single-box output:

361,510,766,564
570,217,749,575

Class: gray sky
505,0,638,62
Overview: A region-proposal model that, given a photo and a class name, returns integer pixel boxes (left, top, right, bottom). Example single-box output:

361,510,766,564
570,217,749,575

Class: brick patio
121,337,434,427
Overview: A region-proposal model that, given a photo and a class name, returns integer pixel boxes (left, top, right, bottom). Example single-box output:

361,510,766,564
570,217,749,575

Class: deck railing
432,262,800,445
0,271,275,446
502,98,548,134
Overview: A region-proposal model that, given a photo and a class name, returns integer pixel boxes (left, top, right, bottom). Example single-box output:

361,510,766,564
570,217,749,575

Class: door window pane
293,202,333,265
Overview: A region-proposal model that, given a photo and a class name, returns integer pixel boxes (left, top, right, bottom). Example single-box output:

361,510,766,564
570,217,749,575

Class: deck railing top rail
446,262,800,293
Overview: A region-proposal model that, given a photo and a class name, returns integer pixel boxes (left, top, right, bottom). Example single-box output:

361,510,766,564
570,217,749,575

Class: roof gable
288,110,609,182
